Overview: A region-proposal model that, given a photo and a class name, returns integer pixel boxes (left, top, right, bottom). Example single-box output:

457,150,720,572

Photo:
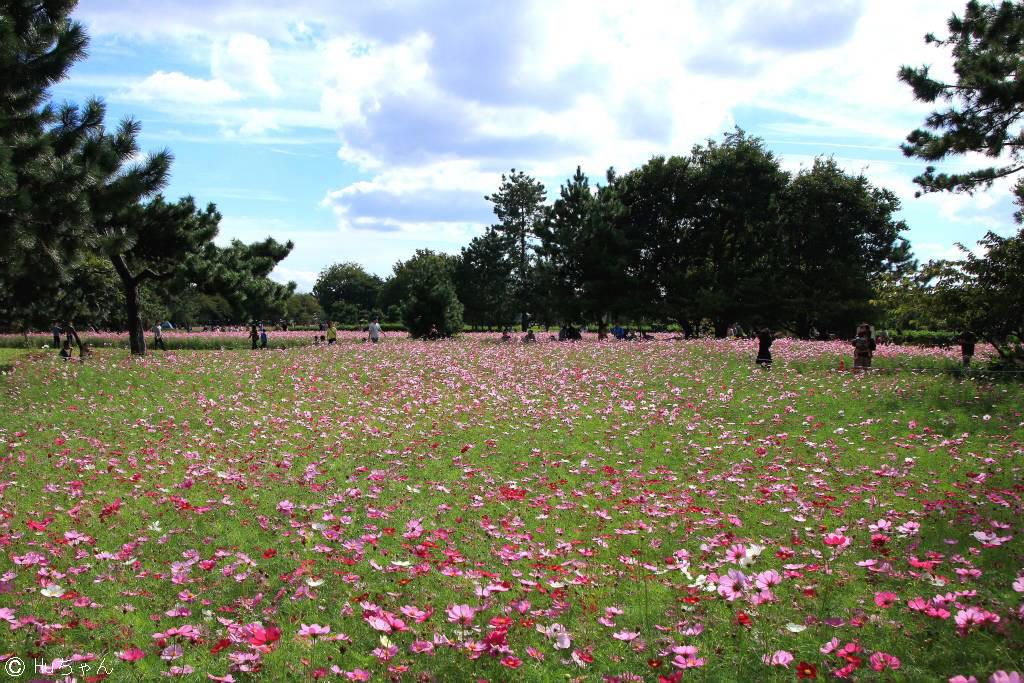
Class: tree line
3,0,1022,363
313,0,1024,366
312,134,916,340
1,1,295,354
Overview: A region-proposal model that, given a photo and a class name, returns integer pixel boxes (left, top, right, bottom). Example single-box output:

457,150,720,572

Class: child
852,323,876,371
153,322,167,351
260,328,268,349
59,339,73,360
326,322,337,345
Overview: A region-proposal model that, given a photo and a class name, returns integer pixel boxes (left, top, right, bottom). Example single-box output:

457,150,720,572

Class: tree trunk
795,314,812,340
714,320,729,338
124,279,146,356
111,255,147,356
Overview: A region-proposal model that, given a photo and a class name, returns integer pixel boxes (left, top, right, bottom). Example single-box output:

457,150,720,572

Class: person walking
368,318,384,344
852,323,876,371
153,322,167,351
326,321,337,345
756,328,774,367
260,328,268,349
958,330,977,367
51,322,62,348
249,323,259,350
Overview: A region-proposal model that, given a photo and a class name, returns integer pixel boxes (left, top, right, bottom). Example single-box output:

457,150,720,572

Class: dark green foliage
485,169,546,329
454,229,517,329
536,166,635,334
312,262,383,324
193,237,295,324
925,229,1024,364
0,0,95,328
284,293,324,324
900,0,1024,210
395,250,464,338
778,158,916,336
900,1,1024,364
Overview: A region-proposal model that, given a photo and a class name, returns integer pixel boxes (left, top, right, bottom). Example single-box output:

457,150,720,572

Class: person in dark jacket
756,328,774,367
958,330,977,367
852,323,876,371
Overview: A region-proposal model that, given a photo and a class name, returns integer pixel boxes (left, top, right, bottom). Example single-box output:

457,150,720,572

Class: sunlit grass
0,338,1021,681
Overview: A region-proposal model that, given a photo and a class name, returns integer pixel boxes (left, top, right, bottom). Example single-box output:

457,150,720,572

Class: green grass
0,339,1021,681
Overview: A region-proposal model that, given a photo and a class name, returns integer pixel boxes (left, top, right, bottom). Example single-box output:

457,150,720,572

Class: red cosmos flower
248,624,281,650
734,611,752,628
210,638,232,654
262,549,277,559
796,661,817,679
657,672,682,683
99,498,122,521
499,487,525,501
499,656,522,669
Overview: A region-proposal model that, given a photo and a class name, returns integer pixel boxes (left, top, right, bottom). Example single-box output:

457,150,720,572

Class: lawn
0,338,1022,682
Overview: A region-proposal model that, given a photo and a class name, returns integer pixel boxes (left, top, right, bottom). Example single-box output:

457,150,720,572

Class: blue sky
54,0,1018,291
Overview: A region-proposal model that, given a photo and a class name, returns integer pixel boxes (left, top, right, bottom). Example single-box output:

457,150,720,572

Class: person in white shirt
368,318,384,344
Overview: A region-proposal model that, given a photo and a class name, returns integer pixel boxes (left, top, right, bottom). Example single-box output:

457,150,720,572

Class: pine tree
0,0,97,329
900,0,1024,209
485,169,546,330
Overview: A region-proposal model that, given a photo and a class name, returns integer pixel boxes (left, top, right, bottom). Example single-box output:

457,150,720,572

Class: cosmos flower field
1,337,1022,682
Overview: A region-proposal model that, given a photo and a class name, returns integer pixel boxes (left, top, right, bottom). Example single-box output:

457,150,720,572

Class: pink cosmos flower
445,604,476,626
725,544,747,564
670,645,705,669
298,623,330,639
823,533,851,549
343,670,370,682
869,652,901,671
717,569,747,601
990,673,1024,683
948,677,978,683
409,640,434,654
820,638,840,655
874,591,897,608
117,647,145,662
762,650,794,667
613,630,639,641
954,606,1000,632
755,570,781,590
400,605,431,623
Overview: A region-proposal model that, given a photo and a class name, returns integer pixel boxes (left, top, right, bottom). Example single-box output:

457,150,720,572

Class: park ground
0,337,1022,682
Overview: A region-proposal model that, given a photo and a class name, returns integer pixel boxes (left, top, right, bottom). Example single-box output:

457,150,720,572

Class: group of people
755,323,879,370
313,319,386,346
51,321,90,361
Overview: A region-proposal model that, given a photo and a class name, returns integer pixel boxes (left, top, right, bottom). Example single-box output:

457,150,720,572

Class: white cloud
77,0,1022,276
212,33,280,97
319,32,434,127
124,71,242,105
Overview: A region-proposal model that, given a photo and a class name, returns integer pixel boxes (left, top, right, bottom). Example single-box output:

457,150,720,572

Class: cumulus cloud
75,0,1021,270
212,33,280,97
124,71,242,105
